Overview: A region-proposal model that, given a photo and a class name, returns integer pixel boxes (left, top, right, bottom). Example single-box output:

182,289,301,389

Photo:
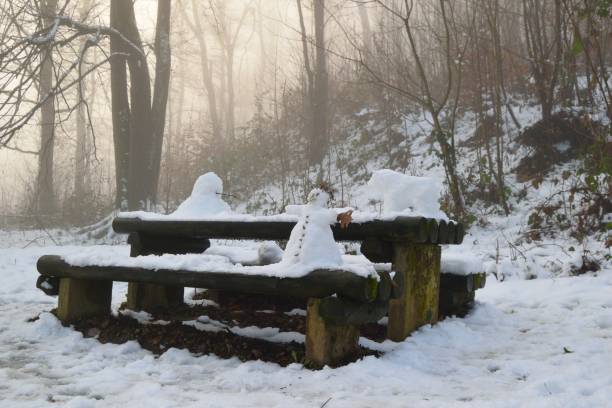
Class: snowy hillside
239,102,611,281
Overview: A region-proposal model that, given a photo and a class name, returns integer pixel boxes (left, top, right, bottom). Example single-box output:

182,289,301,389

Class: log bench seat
37,254,396,367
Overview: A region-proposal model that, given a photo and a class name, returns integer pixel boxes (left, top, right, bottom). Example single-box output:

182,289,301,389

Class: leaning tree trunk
36,0,58,215
149,0,172,203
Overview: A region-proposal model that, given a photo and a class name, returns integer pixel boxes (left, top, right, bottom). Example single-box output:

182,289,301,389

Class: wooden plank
387,244,441,341
57,278,112,322
113,216,433,243
37,256,380,303
305,298,360,367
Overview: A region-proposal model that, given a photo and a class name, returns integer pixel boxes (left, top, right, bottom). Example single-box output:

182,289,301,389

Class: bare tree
180,0,222,148
74,0,94,205
296,0,329,168
110,0,171,210
522,0,563,121
36,0,59,214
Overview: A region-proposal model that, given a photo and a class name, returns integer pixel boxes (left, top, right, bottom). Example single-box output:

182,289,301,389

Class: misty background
0,0,610,238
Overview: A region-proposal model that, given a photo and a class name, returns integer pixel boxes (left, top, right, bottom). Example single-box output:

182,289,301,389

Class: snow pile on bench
366,169,448,220
61,247,376,279
441,249,484,276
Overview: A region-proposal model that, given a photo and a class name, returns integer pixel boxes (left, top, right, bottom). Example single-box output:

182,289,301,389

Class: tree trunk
183,1,222,148
357,3,373,58
149,0,172,202
310,0,328,166
296,0,314,164
110,1,131,210
123,6,153,211
36,0,58,215
74,0,93,203
110,0,171,211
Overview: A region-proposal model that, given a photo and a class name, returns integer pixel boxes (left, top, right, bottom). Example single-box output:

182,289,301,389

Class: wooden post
387,244,441,341
126,282,184,311
57,278,112,322
305,298,360,367
125,232,201,311
438,273,486,318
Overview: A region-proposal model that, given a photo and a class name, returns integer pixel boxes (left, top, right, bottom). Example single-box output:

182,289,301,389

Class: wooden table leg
305,298,360,367
126,283,184,311
387,244,441,341
57,278,112,322
125,232,204,311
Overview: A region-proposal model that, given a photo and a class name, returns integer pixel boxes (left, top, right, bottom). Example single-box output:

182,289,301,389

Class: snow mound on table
367,169,448,220
441,249,484,276
171,172,232,217
257,242,283,265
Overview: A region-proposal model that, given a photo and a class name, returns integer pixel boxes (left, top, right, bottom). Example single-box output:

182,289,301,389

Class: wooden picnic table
37,214,478,367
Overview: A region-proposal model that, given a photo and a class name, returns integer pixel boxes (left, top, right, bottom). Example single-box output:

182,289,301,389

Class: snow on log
113,216,464,244
37,255,380,302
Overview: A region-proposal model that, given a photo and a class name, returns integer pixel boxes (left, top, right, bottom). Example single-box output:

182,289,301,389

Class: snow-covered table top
113,213,463,245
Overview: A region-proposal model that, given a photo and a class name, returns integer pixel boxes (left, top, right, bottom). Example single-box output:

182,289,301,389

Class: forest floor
1,233,611,407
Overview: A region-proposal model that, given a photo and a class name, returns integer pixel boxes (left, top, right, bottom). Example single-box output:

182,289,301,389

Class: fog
0,0,610,227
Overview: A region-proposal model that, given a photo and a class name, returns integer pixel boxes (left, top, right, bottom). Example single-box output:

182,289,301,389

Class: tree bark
110,0,171,210
110,1,131,210
182,1,222,147
149,0,172,202
74,0,93,203
310,0,328,166
36,0,58,214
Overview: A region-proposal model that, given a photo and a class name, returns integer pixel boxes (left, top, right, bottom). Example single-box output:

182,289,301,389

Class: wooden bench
37,215,472,366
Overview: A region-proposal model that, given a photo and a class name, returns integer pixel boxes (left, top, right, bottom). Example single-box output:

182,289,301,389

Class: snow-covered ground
1,240,611,407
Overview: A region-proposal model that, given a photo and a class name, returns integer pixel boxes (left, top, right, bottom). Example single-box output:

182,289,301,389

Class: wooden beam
57,278,112,322
428,218,439,244
387,244,441,341
113,216,433,243
128,232,210,256
37,256,380,303
360,238,393,263
305,298,360,367
437,220,449,244
454,222,465,244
